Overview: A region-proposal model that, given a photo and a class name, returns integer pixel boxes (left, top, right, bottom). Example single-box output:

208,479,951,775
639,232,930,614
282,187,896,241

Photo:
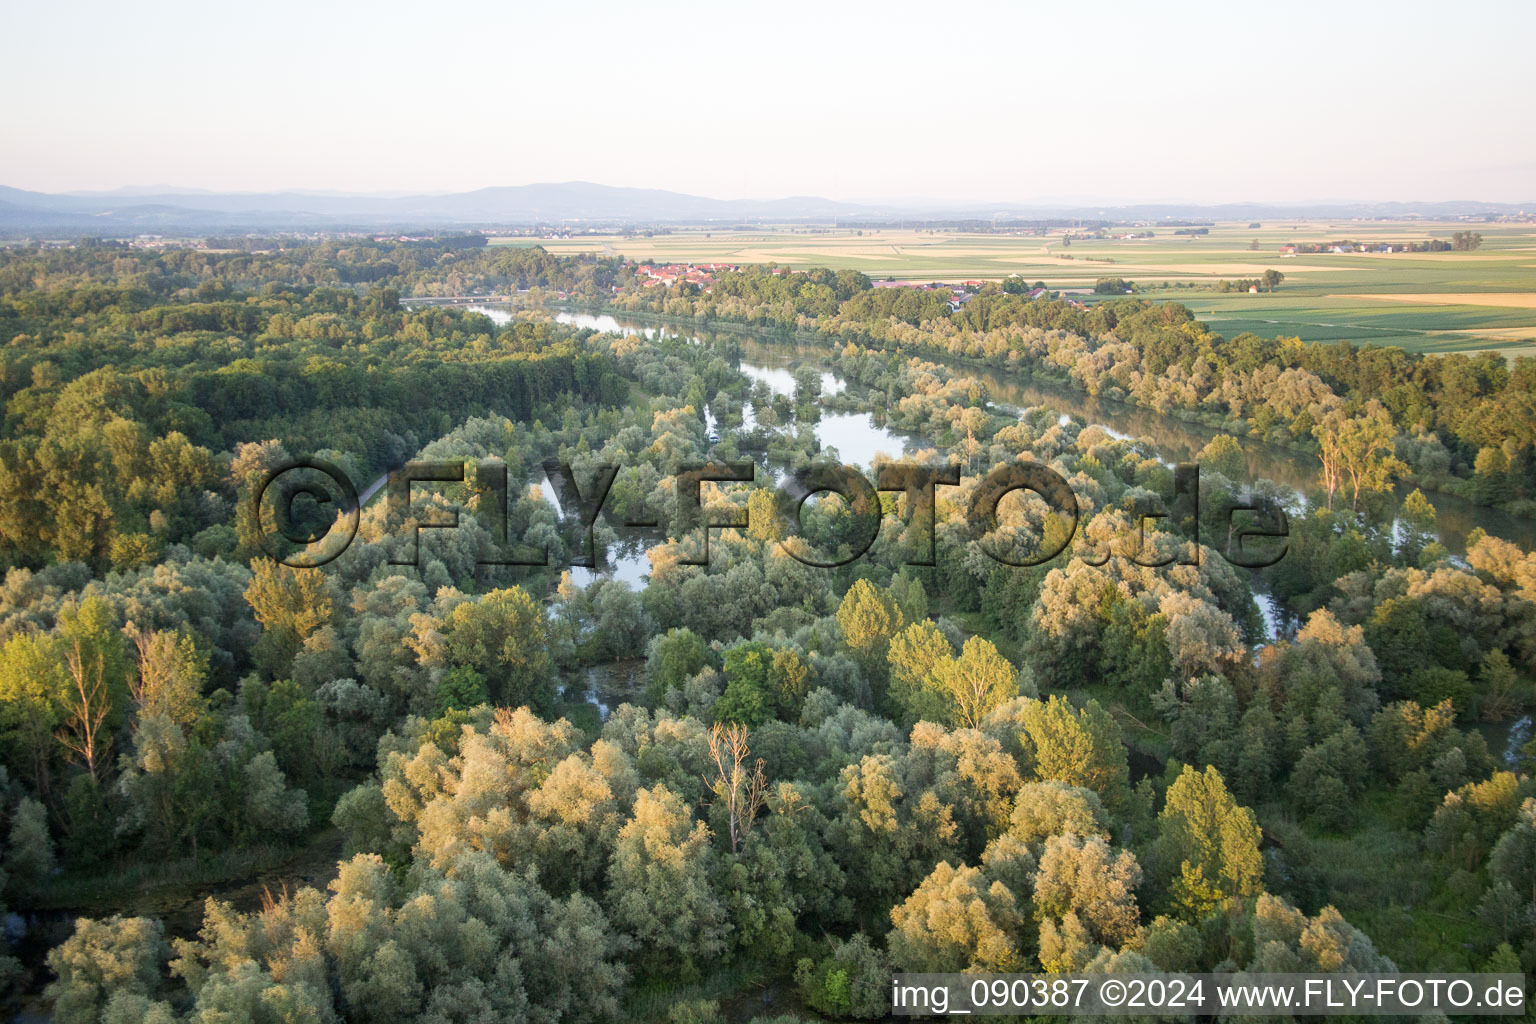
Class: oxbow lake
382,304,1536,754
439,306,1536,561
537,309,1536,549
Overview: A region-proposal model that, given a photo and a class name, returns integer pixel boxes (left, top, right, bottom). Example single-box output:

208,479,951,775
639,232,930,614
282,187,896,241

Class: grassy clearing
1260,790,1487,972
31,829,346,921
622,958,786,1022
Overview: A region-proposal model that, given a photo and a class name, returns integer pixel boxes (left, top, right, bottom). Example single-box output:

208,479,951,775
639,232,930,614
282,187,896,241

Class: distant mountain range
0,182,1529,235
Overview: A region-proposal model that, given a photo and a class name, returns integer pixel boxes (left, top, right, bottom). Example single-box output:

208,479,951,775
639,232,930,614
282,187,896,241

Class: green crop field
494,220,1536,358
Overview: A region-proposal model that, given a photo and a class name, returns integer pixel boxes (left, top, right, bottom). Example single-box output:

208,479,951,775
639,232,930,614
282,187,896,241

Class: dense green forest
611,263,1536,516
0,240,1533,1022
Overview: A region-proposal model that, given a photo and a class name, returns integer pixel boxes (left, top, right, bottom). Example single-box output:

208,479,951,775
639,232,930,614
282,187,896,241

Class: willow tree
606,784,728,978
836,579,905,671
886,619,954,726
1154,764,1263,920
445,586,551,708
1019,696,1129,802
1313,402,1405,510
938,636,1019,728
888,861,1026,973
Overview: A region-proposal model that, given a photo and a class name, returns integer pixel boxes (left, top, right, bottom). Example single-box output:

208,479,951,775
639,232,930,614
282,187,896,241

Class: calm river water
537,311,1536,546
442,306,1536,612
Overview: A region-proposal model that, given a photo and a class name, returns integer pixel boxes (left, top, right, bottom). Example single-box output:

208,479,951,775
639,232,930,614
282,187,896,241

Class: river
540,308,1536,765
403,302,1536,760
446,303,1536,655
534,309,1536,551
454,308,929,590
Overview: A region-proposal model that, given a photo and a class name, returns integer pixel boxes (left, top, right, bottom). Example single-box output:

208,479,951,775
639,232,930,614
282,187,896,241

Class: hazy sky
5,0,1533,203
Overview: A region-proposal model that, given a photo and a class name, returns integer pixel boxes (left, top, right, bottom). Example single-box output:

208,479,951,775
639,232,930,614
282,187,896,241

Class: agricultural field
494,220,1536,358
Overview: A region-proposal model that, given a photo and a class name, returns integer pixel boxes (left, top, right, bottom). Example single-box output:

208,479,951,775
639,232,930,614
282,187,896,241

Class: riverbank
528,302,1536,553
578,301,1534,517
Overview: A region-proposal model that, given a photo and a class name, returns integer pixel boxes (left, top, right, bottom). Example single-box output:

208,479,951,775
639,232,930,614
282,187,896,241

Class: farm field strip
1345,292,1536,308
496,220,1536,355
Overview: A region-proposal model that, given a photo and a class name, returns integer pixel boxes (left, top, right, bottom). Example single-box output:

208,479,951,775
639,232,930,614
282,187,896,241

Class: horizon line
5,181,1534,210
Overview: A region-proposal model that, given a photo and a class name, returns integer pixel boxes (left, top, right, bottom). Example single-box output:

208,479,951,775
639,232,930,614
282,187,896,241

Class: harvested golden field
1444,326,1536,340
1348,293,1536,309
999,257,1351,274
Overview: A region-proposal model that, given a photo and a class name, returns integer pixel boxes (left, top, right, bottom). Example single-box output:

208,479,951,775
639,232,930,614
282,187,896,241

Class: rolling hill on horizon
0,181,1530,235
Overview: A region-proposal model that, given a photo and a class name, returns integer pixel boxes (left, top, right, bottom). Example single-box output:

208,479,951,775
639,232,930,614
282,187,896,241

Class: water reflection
567,546,650,590
816,412,912,471
531,477,650,589
717,341,908,470
1477,714,1533,770
1253,590,1298,644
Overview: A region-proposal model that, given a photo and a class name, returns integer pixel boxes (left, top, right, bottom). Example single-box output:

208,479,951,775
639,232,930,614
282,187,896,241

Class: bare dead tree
59,637,114,782
125,621,168,711
1316,433,1344,509
706,721,767,854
